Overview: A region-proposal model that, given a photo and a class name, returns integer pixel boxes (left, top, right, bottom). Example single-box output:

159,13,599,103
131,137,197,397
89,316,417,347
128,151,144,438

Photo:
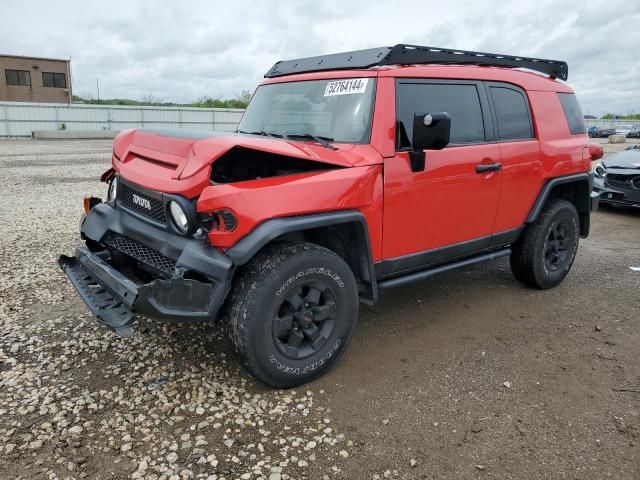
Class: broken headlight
593,163,606,178
196,209,237,233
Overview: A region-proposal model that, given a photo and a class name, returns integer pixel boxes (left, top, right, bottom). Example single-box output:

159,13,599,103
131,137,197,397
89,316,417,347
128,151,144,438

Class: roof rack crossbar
264,44,568,81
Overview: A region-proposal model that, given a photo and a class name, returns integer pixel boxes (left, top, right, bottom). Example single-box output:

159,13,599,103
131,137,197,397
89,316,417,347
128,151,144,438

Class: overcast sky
2,0,639,116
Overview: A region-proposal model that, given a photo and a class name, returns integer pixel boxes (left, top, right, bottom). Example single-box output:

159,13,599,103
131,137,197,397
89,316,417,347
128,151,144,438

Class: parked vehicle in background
587,126,599,138
615,125,633,136
627,125,640,138
596,126,617,137
59,44,601,387
593,145,640,207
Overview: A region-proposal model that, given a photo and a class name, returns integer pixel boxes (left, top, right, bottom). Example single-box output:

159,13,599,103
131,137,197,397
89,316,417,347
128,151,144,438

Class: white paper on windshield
324,78,369,97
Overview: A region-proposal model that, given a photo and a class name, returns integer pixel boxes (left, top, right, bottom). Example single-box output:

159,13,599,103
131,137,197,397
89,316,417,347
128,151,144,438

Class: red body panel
383,145,501,258
198,165,384,259
492,140,541,233
111,64,590,264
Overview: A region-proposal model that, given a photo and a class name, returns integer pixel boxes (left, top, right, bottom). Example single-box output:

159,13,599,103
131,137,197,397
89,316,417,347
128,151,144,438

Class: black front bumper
593,178,640,207
59,203,233,336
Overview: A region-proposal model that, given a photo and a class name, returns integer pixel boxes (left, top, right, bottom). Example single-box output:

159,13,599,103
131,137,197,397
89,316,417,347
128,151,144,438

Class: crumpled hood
602,148,640,170
113,128,381,181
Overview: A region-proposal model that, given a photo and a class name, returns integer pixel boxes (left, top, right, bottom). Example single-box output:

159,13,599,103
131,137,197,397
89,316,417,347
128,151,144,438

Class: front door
381,79,501,276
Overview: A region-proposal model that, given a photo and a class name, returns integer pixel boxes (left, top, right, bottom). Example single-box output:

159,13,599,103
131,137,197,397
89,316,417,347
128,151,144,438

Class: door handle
476,162,502,173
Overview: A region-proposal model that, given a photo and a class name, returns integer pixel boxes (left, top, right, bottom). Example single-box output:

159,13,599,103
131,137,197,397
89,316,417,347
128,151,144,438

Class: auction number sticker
324,78,369,97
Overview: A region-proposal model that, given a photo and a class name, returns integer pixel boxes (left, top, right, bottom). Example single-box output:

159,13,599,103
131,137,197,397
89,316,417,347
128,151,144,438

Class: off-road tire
224,241,359,388
510,199,580,289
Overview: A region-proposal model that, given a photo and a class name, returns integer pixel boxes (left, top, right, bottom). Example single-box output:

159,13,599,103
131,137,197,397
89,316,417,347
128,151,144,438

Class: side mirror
412,112,451,150
408,112,451,172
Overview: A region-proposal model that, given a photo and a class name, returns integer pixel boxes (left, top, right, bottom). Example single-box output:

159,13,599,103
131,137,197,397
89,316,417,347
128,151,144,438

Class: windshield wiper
238,130,283,138
285,133,338,150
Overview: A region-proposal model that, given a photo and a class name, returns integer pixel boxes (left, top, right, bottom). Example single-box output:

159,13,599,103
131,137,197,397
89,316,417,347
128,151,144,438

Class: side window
490,86,533,140
5,69,31,86
557,93,586,135
396,82,485,148
42,72,67,88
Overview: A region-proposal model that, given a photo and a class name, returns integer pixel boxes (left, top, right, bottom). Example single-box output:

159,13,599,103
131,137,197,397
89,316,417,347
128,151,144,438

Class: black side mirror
413,112,451,150
408,112,451,172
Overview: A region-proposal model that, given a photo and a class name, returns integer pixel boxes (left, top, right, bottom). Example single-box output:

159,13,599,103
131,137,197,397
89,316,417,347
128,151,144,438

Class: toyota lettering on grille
132,193,152,210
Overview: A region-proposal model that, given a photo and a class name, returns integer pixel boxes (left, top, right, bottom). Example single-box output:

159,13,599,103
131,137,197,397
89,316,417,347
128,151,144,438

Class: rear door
485,82,540,238
381,79,502,275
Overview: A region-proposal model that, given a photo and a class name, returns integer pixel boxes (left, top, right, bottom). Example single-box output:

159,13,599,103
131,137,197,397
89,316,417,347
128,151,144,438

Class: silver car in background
627,125,640,138
615,124,633,136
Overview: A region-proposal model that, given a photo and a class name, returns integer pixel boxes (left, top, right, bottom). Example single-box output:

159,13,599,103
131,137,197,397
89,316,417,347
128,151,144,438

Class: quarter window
396,82,485,148
557,92,586,135
5,69,31,86
42,72,67,88
489,86,534,140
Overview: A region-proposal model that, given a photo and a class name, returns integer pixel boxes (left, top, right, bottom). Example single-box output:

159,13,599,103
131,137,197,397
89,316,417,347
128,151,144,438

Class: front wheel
510,199,580,289
225,242,359,388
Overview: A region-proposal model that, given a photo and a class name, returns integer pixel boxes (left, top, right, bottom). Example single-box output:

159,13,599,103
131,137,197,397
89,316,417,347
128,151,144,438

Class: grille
104,232,176,275
607,174,639,192
118,182,166,224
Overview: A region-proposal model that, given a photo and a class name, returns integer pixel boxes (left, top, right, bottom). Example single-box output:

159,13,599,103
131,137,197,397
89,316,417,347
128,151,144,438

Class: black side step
378,249,511,290
58,255,135,337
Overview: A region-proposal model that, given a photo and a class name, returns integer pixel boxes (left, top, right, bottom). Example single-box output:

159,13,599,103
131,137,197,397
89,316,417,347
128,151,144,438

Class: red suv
60,45,601,387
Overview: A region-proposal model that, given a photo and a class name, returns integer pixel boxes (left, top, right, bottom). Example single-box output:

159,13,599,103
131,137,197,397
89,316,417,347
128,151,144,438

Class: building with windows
0,54,72,103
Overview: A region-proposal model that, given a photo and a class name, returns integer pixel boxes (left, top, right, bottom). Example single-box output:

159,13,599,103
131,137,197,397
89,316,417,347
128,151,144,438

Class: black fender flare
525,172,593,237
226,210,378,303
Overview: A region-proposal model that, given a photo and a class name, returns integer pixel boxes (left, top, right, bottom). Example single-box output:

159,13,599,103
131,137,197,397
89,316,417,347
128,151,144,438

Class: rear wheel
510,199,580,289
225,242,358,388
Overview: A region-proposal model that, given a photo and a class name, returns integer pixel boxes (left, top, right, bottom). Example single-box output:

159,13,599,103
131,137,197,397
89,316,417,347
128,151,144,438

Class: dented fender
197,165,384,260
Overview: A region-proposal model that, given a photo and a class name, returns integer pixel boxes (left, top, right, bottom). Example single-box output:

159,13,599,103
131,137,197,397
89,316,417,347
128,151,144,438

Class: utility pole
67,57,73,103
97,78,100,101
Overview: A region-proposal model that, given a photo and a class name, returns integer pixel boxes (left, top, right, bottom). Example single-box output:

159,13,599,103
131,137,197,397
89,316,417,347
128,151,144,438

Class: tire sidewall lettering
268,339,342,376
276,268,344,297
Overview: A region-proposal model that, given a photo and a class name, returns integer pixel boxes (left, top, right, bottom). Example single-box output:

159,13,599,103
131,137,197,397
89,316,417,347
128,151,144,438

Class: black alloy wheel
273,283,337,359
543,220,570,272
225,241,358,388
510,199,580,289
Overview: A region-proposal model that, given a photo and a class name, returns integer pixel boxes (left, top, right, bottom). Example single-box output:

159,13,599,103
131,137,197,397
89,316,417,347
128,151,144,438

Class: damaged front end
592,145,640,207
59,125,383,337
58,179,233,337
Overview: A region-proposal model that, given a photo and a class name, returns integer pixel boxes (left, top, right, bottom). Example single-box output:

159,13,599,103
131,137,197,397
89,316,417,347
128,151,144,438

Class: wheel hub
273,283,337,359
543,220,569,271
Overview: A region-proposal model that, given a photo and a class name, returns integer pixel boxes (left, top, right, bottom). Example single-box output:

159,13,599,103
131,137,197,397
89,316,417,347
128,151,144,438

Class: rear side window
557,93,586,135
489,86,533,140
396,82,485,148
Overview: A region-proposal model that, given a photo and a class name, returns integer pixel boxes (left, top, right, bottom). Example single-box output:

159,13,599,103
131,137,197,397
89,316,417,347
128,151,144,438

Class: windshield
238,78,376,143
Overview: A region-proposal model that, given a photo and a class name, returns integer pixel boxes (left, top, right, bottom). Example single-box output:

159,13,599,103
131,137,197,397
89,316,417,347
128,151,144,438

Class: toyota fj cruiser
59,45,602,387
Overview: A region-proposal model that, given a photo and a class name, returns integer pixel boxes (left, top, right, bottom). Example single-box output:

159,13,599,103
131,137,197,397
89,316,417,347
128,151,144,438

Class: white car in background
615,124,633,136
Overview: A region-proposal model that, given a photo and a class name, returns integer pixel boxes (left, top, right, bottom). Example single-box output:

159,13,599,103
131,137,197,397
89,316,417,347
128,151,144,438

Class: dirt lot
0,138,639,480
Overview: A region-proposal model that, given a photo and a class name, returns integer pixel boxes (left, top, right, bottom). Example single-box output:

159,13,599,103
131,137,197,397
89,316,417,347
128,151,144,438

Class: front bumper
58,203,233,336
593,177,640,207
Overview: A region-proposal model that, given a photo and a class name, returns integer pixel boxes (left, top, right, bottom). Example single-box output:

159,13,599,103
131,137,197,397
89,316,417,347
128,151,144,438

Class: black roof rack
265,44,568,81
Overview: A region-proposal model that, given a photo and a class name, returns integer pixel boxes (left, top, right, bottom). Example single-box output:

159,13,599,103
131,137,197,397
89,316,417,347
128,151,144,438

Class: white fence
0,101,245,137
584,119,640,128
1,101,637,138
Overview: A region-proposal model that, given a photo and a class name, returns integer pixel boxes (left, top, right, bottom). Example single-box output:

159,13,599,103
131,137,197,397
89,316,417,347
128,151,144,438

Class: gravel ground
0,138,639,480
0,140,353,480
